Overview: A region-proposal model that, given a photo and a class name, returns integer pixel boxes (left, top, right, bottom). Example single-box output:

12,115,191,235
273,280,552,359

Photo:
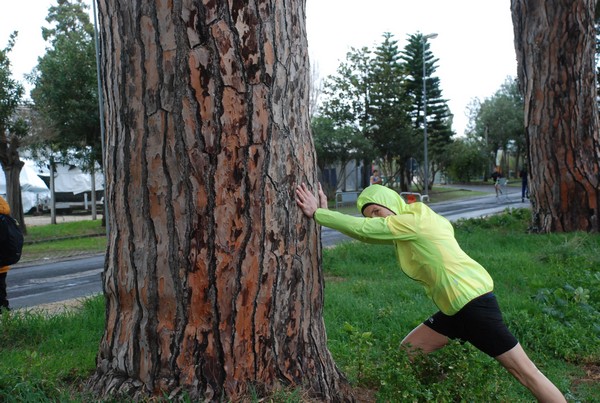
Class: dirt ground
21,297,92,316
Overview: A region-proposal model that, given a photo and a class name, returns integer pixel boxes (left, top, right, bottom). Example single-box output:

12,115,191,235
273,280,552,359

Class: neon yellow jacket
314,185,493,315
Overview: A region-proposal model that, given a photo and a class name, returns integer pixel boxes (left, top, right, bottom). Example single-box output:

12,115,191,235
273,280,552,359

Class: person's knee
400,339,430,364
401,327,448,356
496,345,542,387
503,360,538,387
400,336,418,354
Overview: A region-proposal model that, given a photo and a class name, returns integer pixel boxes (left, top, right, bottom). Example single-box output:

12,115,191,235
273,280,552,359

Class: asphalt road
8,185,524,309
9,255,104,309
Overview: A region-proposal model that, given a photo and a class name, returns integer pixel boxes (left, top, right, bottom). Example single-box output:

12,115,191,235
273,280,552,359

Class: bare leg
401,323,449,357
495,343,566,402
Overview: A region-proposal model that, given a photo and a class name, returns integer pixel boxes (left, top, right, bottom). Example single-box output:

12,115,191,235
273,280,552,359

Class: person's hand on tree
295,182,324,218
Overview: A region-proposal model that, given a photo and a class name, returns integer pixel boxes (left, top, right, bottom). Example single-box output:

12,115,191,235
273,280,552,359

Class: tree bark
0,134,26,234
511,0,600,232
88,1,352,401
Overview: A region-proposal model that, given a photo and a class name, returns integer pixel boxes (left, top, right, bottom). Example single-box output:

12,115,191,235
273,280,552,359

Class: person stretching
295,183,565,402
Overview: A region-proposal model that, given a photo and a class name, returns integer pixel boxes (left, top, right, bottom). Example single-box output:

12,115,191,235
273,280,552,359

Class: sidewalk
440,183,496,194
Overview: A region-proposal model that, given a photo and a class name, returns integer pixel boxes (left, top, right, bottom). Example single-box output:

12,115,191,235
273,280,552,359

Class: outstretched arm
296,183,396,244
295,183,327,218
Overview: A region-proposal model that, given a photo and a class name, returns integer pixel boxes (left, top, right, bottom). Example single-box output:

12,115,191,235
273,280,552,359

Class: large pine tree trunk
511,0,600,232
88,1,352,401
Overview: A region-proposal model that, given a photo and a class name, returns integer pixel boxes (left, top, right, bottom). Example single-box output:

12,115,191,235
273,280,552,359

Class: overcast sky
306,0,518,135
1,1,517,136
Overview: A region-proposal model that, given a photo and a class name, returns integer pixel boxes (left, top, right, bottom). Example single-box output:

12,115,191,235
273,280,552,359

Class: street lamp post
422,33,437,198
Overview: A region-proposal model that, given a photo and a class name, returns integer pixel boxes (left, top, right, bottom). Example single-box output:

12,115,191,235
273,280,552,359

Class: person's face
363,204,395,218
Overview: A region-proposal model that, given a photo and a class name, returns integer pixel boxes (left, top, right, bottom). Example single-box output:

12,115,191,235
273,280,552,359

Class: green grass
18,220,107,264
0,298,104,402
25,220,106,242
1,209,598,401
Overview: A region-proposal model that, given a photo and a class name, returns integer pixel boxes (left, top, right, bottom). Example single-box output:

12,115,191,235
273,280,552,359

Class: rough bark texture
88,1,352,401
511,0,600,232
0,135,25,233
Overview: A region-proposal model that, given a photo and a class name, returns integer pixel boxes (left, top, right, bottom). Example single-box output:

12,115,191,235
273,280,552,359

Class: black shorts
423,292,518,357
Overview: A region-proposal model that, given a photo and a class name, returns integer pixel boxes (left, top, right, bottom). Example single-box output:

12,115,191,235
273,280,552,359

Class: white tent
37,163,104,195
34,163,104,213
0,161,51,213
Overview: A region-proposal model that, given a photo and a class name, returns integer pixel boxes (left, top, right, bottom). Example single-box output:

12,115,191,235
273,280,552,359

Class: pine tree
512,0,600,232
367,32,416,190
401,33,453,190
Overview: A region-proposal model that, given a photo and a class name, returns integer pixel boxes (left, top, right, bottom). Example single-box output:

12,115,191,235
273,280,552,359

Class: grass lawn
18,220,106,264
1,209,598,401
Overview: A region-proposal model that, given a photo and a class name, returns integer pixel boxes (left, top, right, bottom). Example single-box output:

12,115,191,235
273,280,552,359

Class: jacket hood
356,185,407,216
0,196,10,215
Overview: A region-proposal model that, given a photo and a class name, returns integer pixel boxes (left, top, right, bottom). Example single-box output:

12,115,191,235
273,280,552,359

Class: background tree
20,104,71,224
472,77,525,178
367,33,416,191
30,0,100,175
30,0,102,223
512,0,600,232
445,138,488,183
311,115,373,195
320,46,374,189
317,33,452,192
0,32,27,231
88,1,352,401
320,46,372,133
312,116,343,178
401,33,454,192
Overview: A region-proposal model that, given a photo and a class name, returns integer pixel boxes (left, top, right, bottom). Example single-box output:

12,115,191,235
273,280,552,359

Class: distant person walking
370,169,382,186
491,166,503,197
519,167,529,203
